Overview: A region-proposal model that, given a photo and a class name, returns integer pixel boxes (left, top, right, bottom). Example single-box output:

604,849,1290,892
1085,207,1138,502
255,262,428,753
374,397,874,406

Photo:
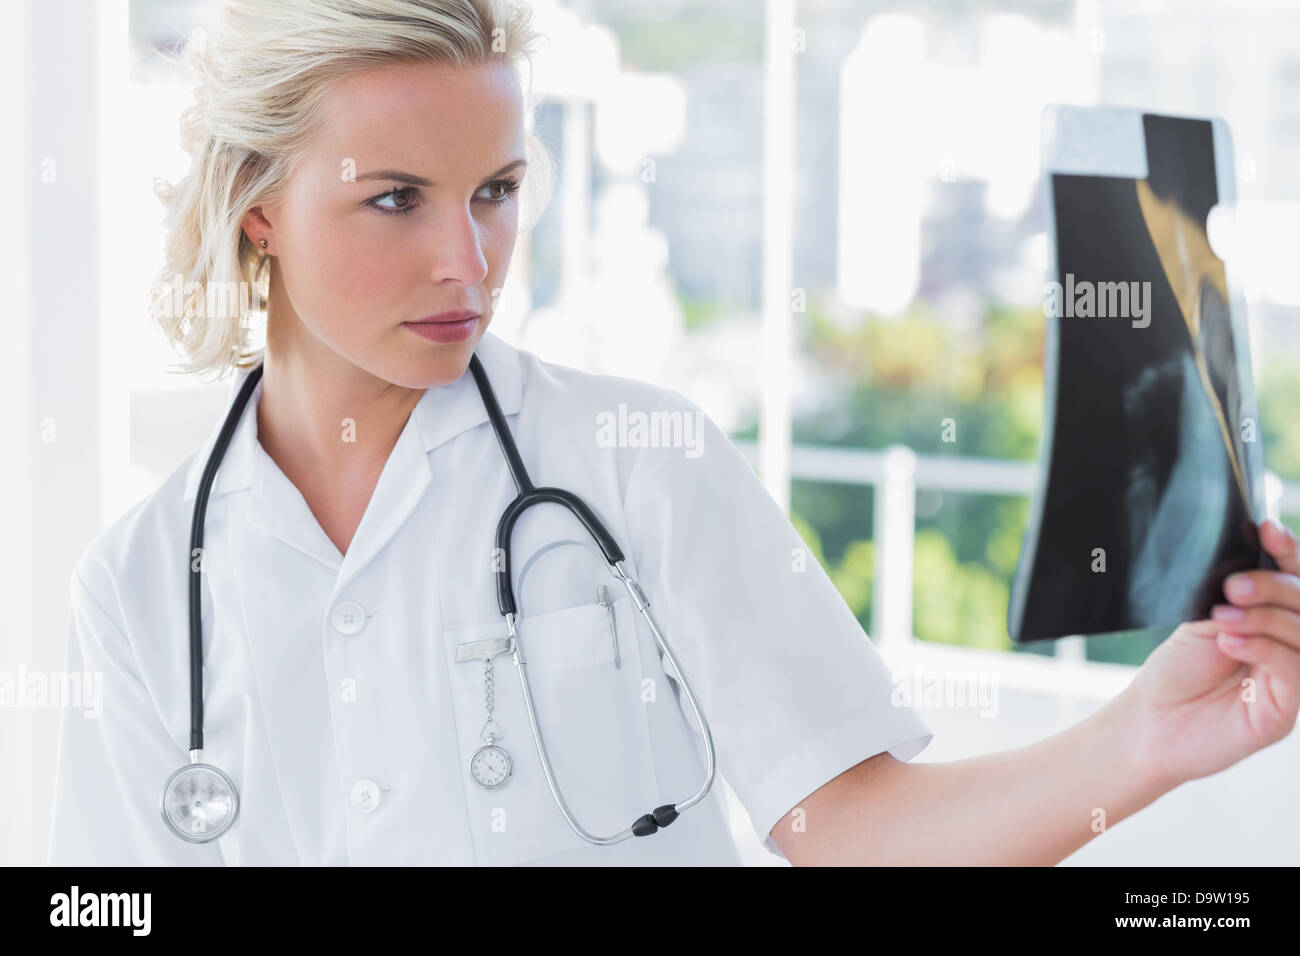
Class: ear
241,205,274,251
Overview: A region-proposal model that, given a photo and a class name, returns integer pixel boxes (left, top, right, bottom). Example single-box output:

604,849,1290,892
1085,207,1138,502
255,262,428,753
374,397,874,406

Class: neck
257,267,424,483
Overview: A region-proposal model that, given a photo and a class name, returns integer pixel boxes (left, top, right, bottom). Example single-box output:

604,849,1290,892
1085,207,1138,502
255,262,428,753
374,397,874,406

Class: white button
350,778,381,813
331,602,367,635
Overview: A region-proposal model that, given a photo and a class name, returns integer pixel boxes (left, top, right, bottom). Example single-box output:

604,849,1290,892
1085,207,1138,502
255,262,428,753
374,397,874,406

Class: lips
402,314,479,343
407,309,480,325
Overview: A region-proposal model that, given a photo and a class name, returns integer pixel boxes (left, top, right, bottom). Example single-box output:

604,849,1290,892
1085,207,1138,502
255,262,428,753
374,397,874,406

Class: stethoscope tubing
188,362,265,754
175,351,716,845
468,353,715,840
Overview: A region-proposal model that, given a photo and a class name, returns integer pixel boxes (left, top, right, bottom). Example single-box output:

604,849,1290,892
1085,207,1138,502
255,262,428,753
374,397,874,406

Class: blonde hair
151,0,553,381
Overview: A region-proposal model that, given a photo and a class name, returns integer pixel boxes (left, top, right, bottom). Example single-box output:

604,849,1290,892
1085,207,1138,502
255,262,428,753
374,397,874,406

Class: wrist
1101,685,1184,801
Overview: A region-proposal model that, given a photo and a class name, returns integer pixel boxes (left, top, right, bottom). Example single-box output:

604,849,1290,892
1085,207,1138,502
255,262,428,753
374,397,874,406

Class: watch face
470,745,512,789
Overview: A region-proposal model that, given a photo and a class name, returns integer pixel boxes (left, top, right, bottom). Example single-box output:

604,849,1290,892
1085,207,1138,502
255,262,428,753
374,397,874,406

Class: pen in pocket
596,585,621,668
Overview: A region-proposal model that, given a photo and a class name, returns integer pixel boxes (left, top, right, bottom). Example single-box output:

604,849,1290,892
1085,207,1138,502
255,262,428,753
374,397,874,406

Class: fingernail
1212,604,1245,621
1219,633,1245,646
1226,575,1254,598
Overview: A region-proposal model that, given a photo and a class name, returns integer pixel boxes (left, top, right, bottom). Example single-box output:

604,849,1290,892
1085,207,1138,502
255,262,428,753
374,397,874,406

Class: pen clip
596,585,621,668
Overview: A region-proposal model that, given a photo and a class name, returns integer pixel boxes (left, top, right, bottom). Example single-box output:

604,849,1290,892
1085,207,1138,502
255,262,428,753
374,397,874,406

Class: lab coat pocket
444,595,660,865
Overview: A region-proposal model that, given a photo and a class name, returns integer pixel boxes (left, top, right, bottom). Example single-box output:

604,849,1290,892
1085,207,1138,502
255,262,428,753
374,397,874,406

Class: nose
426,203,490,286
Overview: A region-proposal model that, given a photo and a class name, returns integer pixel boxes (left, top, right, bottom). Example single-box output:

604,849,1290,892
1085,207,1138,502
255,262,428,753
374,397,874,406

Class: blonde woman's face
253,60,526,387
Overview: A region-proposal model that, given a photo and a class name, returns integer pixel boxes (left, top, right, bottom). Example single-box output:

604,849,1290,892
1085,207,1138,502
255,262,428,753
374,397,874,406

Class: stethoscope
161,350,717,847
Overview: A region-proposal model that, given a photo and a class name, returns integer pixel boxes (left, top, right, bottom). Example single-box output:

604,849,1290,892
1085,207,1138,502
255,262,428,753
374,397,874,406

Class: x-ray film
1008,106,1272,643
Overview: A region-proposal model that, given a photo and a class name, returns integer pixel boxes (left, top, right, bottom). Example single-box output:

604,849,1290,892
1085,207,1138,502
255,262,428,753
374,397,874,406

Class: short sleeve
46,568,225,866
622,390,933,861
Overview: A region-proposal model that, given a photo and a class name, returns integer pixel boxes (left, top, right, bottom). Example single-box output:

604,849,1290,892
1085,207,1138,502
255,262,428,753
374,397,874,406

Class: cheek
274,199,517,331
278,207,408,321
481,214,519,282
316,222,399,293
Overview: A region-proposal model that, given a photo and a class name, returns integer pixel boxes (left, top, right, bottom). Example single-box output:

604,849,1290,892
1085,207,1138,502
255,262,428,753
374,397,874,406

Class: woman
48,0,1300,866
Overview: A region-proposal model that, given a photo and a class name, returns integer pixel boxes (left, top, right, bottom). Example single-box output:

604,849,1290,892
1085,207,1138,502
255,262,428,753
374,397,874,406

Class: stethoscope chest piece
160,761,240,843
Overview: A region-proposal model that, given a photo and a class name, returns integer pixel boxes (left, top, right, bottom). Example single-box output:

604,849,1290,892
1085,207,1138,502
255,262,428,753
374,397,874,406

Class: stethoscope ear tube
510,568,717,844
470,353,716,843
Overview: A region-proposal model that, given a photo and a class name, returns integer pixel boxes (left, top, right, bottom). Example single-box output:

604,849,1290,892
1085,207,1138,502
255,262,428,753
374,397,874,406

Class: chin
384,343,478,390
369,320,487,388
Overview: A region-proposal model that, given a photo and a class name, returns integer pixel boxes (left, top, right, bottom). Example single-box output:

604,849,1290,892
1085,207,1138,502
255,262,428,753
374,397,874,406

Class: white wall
0,0,104,868
724,641,1300,865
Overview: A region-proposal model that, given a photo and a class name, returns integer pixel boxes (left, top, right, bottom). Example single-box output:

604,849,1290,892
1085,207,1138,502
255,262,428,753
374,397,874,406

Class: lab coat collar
411,329,523,458
181,330,523,505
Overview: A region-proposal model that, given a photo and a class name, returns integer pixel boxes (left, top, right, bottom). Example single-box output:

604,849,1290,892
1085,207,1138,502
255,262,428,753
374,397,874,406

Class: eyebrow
352,159,527,186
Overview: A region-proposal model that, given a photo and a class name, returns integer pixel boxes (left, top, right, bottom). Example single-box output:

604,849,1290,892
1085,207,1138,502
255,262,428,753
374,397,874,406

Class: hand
1121,518,1300,793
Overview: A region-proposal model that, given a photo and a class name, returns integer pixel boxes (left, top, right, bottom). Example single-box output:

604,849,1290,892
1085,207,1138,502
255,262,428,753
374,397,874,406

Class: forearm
806,690,1175,865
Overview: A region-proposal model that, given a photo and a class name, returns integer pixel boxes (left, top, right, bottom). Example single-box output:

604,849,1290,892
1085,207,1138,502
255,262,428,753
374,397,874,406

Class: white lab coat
47,330,933,866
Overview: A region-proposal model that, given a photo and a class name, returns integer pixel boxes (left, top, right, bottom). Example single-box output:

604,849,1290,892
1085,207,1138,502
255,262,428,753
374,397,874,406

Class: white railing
732,439,1299,665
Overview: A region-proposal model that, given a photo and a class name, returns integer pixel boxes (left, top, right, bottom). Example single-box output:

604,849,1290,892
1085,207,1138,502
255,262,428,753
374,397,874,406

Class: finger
1261,518,1300,577
1216,632,1300,690
1178,619,1221,639
1215,633,1300,716
1211,603,1300,654
1223,569,1300,613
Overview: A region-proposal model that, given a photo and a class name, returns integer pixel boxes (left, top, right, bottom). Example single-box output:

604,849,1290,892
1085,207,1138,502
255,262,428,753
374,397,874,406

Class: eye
477,178,521,207
367,186,419,215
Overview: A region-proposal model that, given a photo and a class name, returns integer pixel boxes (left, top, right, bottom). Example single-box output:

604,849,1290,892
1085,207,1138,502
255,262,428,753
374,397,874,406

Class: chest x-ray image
1010,106,1273,643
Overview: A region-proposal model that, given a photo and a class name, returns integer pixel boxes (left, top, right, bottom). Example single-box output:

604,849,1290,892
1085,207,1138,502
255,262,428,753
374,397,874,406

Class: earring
258,238,268,250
